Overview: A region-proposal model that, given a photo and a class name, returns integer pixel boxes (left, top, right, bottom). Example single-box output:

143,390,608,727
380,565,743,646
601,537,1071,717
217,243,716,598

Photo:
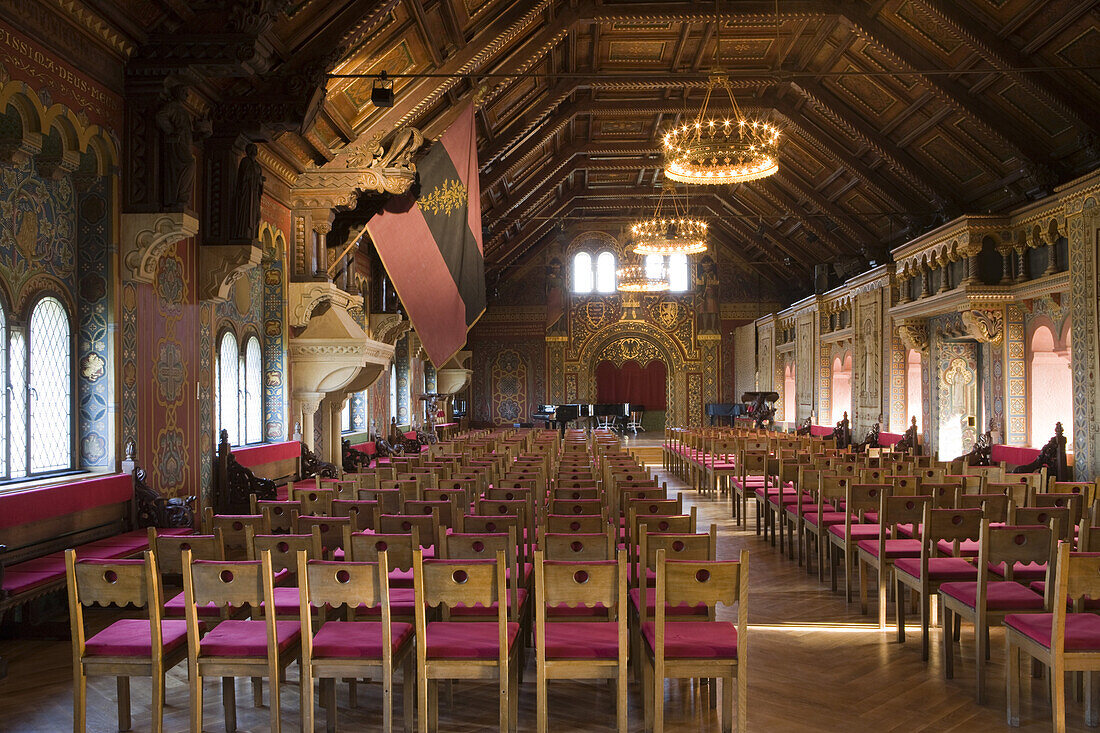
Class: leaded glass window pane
29,297,70,473
218,332,240,446
244,336,262,444
572,252,593,293
668,253,689,291
389,367,397,426
9,330,25,479
596,251,616,293
341,399,351,432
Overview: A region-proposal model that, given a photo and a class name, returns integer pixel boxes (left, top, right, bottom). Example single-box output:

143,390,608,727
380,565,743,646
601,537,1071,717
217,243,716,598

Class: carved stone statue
155,85,209,209
697,256,719,333
231,143,265,240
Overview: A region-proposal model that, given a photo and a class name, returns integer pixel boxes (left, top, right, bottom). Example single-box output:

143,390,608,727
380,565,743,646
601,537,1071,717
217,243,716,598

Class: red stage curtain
595,359,666,409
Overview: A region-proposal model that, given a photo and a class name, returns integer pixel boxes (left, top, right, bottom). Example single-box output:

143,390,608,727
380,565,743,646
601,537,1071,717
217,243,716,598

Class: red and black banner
367,104,485,367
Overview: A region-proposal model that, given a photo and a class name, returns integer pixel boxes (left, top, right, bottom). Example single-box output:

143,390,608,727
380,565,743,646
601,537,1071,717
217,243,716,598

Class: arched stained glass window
595,251,616,293
243,336,262,444
668,253,689,291
218,332,240,446
389,366,398,426
8,330,26,478
573,251,593,293
29,297,70,473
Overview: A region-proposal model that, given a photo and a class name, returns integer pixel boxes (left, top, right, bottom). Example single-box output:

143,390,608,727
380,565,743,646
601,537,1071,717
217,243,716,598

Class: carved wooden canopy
78,1,1099,296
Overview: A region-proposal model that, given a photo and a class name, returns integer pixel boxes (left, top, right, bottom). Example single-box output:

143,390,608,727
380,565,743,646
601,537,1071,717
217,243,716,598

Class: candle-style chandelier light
630,177,708,257
661,1,781,185
616,255,669,292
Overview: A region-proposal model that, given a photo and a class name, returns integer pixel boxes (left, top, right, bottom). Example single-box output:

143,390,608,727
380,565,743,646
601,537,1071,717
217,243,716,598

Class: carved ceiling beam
841,6,1053,168
787,81,950,209
480,80,578,170
754,177,858,257
774,170,881,250
332,0,403,53
912,0,1098,135
347,1,555,134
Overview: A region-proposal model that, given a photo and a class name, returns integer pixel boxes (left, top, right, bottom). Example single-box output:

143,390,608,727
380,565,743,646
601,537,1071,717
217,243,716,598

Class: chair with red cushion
987,506,1071,583
940,521,1054,703
804,473,850,583
298,553,414,733
827,483,891,604
332,499,381,532
413,550,521,732
857,493,931,628
180,549,302,733
147,529,228,620
895,507,982,661
247,528,322,618
295,515,351,560
642,549,748,733
534,550,628,733
734,450,770,531
1005,544,1100,729
203,510,264,559
66,550,190,733
347,529,421,622
250,497,301,534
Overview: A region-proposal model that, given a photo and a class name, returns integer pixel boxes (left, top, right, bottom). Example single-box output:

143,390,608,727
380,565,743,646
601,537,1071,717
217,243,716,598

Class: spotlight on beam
372,71,394,108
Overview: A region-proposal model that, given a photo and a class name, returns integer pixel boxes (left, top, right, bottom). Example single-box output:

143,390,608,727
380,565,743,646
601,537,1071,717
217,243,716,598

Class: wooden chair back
541,528,615,562
347,529,419,573
979,521,1056,584
548,499,604,517
378,512,439,548
958,493,1013,523
148,529,224,575
331,499,379,531
544,514,606,535
553,487,601,501
1012,505,1073,543
405,499,456,531
923,507,983,554
247,528,322,575
295,515,352,555
1032,493,1084,528
293,488,335,517
252,499,301,534
414,551,506,624
204,510,264,558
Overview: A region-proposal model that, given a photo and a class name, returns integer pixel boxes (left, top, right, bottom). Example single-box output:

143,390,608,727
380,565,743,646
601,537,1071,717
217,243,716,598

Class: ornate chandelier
617,257,669,292
662,2,781,185
631,177,708,256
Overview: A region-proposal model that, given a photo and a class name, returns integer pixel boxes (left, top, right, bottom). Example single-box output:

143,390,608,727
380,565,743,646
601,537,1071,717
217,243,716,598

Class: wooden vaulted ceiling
87,0,1100,295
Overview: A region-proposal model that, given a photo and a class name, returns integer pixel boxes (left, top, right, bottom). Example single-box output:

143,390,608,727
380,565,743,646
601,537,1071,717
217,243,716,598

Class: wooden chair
895,507,982,660
857,494,930,628
1005,543,1100,729
295,515,352,559
180,549,302,733
298,552,414,733
534,549,628,733
412,550,521,732
147,529,226,619
250,498,301,534
203,509,264,559
293,487,335,517
246,528,322,618
379,513,440,551
826,483,890,604
332,499,380,532
939,520,1054,703
66,550,185,733
541,528,615,562
544,514,607,535
642,549,748,733
734,451,770,530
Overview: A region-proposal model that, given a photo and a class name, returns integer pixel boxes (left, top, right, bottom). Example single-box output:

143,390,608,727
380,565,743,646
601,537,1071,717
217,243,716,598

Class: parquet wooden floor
0,435,1088,731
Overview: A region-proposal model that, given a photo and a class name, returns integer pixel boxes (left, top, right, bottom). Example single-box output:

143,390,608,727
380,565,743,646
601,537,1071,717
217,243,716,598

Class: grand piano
535,403,630,435
705,402,744,426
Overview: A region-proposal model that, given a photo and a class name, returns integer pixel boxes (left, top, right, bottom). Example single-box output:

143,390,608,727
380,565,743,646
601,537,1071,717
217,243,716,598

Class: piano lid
741,391,780,403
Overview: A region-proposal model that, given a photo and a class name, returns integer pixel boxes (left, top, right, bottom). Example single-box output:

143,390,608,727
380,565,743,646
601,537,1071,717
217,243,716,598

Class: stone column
313,222,331,279
295,393,324,449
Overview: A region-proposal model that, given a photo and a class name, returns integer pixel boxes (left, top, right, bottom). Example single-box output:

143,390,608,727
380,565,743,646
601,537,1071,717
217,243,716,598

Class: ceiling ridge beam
840,7,1051,168
913,0,1098,135
774,170,880,249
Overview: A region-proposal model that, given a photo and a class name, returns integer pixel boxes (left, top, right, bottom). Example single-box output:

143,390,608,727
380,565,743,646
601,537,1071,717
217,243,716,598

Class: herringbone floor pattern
0,436,1087,731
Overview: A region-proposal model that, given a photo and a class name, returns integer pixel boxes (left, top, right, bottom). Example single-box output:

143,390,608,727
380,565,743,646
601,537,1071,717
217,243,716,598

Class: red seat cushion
355,588,418,617
628,588,708,616
940,581,1045,611
827,523,882,541
1,569,62,594
641,621,738,659
4,553,67,573
84,618,193,657
801,511,847,527
311,621,413,658
163,591,231,618
856,539,922,559
543,621,621,659
449,588,529,617
989,561,1048,581
199,619,301,657
546,602,610,619
935,539,980,557
423,621,520,659
894,557,978,582
1005,612,1100,651
262,586,306,616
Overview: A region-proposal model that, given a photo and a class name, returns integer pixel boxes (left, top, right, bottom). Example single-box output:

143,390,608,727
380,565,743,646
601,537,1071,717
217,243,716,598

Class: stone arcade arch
576,322,687,427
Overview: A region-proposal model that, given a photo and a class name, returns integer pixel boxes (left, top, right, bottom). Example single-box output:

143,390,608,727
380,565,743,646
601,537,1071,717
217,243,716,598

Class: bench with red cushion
0,473,194,656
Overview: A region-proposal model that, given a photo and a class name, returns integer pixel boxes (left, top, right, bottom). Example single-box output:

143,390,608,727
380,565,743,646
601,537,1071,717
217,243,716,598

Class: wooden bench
0,454,194,678
213,432,340,512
